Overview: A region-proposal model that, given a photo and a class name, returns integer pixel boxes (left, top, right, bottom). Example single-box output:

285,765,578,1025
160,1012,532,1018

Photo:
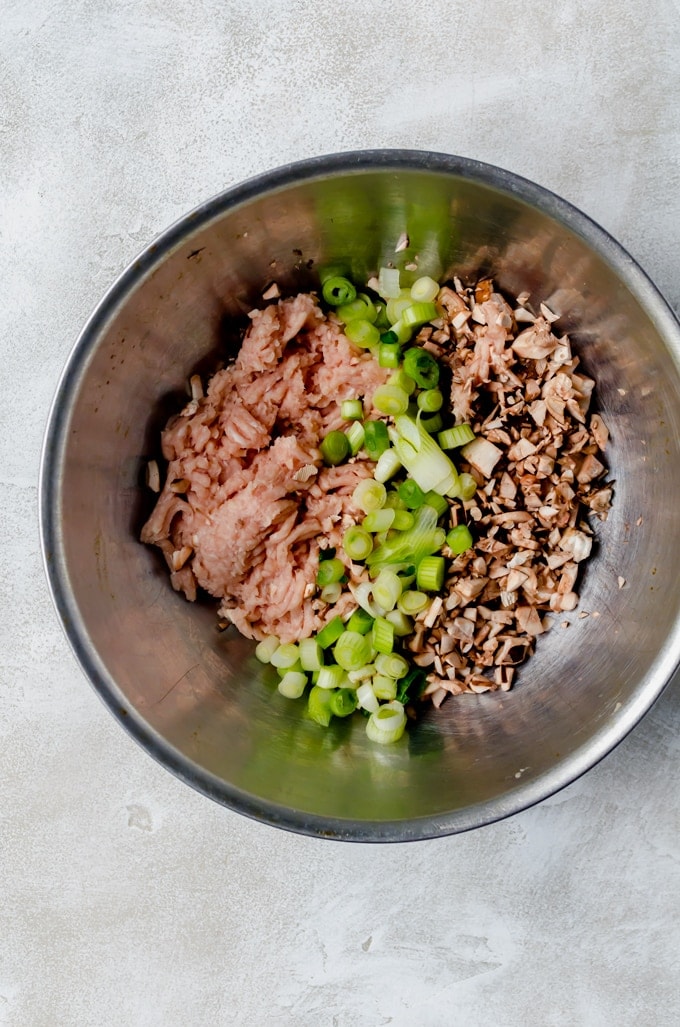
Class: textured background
2,1,680,1024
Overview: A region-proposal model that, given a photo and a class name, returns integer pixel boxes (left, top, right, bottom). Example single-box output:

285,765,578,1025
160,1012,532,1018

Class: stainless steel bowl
40,150,680,841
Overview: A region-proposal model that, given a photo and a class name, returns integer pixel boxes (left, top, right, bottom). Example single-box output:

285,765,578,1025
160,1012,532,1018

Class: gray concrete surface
2,1,680,1024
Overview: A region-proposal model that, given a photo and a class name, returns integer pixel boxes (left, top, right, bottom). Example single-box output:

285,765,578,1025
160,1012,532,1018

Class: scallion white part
255,635,280,663
377,266,401,299
356,681,380,713
374,448,402,483
277,671,308,699
366,700,407,744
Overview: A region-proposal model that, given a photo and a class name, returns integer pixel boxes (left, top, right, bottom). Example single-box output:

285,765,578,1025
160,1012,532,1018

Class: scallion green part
378,342,401,368
320,430,350,466
336,293,377,324
341,398,364,421
420,412,443,434
438,423,476,449
416,554,445,592
363,508,395,533
423,490,449,517
316,557,345,587
342,526,373,561
334,630,373,671
345,319,380,349
347,608,374,635
380,330,399,345
371,616,395,654
363,420,390,460
329,688,357,718
398,479,426,509
322,276,356,307
315,616,345,649
307,685,334,726
402,301,438,328
402,347,440,388
372,384,410,416
417,388,444,413
446,524,474,555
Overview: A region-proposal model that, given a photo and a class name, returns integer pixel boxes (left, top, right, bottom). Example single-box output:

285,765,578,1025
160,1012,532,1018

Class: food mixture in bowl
141,268,612,744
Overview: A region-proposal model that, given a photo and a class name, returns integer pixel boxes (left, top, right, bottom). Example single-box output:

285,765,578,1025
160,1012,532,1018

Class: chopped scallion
347,608,374,635
343,526,373,561
410,276,440,303
278,671,308,699
366,701,406,744
378,342,401,368
352,478,387,513
391,509,415,531
397,590,429,615
377,266,401,299
341,398,364,421
254,635,280,663
322,276,356,307
423,491,449,517
438,423,476,449
375,652,409,680
307,685,334,726
398,479,426,509
345,420,365,455
417,388,443,413
336,293,377,324
372,569,403,611
299,639,324,673
334,630,373,671
363,420,390,460
387,369,416,396
270,643,300,669
320,430,350,466
315,616,345,649
345,319,380,349
363,508,395,533
372,674,397,701
329,688,357,717
374,448,402,483
316,664,346,690
371,616,395,654
372,384,410,416
416,554,445,591
356,681,379,713
385,609,413,636
316,557,345,587
402,347,440,388
320,582,342,604
446,524,474,555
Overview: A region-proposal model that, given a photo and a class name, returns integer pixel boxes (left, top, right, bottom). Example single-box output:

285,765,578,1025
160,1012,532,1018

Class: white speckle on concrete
2,1,680,1025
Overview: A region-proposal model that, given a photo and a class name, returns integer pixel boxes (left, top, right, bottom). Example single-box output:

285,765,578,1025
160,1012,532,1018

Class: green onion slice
322,276,356,307
320,430,350,466
402,347,440,388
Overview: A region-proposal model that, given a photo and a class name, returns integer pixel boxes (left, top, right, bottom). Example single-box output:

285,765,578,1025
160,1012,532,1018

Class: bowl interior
43,154,680,840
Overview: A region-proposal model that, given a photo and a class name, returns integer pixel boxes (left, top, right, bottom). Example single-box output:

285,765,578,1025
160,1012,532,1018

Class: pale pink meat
141,294,388,642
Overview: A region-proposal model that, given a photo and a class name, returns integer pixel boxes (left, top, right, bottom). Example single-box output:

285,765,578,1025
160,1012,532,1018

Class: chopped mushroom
407,277,612,703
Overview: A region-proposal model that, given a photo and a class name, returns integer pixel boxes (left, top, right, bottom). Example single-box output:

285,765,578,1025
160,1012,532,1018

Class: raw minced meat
141,293,389,642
